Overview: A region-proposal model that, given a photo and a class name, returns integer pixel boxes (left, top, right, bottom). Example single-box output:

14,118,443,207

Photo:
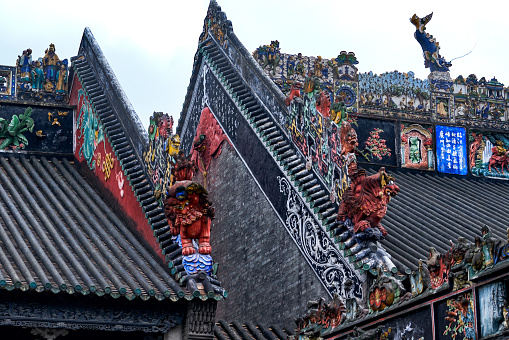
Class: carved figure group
16,44,68,101
295,294,346,333
254,40,281,76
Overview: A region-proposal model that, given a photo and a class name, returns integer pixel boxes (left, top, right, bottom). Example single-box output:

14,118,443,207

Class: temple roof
0,155,186,301
73,29,174,256
371,167,509,272
73,27,226,300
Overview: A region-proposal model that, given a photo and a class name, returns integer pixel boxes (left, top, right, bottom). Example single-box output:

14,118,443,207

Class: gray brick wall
194,144,329,330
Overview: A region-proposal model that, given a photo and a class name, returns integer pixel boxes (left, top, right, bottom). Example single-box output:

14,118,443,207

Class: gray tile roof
375,168,509,271
0,155,186,300
214,320,294,340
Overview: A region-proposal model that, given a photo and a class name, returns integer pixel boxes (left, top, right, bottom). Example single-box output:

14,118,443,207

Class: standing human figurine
56,64,68,94
32,60,44,92
18,49,32,83
43,44,60,82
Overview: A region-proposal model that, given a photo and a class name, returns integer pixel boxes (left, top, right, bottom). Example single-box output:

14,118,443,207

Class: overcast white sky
1,1,508,130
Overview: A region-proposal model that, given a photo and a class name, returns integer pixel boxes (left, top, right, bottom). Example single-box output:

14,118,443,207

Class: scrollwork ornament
277,176,364,299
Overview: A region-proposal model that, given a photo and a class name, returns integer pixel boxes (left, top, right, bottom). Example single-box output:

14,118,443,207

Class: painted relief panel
355,117,396,166
0,104,72,154
470,130,509,179
401,122,434,170
434,292,475,340
478,281,507,337
359,307,431,340
436,125,467,175
70,75,162,259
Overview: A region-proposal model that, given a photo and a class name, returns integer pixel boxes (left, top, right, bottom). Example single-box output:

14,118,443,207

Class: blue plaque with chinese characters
436,125,467,175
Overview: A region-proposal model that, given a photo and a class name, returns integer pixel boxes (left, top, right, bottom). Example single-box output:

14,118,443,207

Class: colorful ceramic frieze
455,75,507,121
16,44,69,103
401,122,434,170
358,71,430,114
285,81,353,202
254,42,355,108
436,125,467,175
469,129,509,179
253,40,282,77
143,112,180,204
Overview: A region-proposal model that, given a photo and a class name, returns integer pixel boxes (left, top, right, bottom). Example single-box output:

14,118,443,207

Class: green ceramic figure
0,107,35,149
32,60,44,92
409,137,421,163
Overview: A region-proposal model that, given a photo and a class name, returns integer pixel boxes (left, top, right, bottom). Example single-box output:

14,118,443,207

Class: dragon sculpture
410,12,452,72
337,165,400,238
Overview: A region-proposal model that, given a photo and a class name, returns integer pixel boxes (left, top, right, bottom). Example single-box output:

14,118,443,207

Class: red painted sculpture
469,133,482,168
339,121,358,156
284,85,301,106
488,141,509,174
164,153,215,255
337,166,399,237
427,246,453,289
191,107,229,173
315,90,331,117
